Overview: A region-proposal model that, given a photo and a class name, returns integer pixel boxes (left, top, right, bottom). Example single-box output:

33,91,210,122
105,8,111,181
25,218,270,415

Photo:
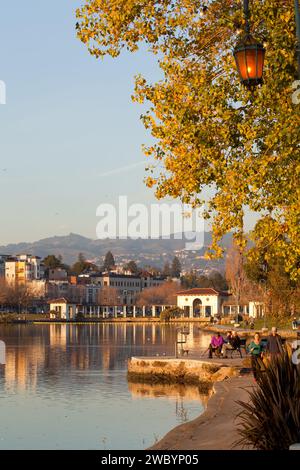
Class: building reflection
0,323,211,392
128,381,210,423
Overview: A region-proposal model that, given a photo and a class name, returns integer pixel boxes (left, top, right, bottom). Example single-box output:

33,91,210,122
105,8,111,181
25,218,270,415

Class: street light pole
295,0,300,78
244,0,250,36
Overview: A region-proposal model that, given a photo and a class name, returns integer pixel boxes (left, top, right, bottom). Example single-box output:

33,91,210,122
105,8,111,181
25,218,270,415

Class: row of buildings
0,253,167,310
0,254,264,320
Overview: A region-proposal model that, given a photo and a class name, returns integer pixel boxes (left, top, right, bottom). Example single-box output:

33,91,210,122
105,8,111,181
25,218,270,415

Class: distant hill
0,232,233,269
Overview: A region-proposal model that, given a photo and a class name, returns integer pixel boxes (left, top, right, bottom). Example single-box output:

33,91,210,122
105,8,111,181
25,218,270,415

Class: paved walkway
150,374,254,450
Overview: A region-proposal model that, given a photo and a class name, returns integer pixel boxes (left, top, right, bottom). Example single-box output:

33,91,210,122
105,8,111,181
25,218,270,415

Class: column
133,306,136,318
114,306,118,318
152,305,156,318
123,305,127,318
190,304,194,319
142,306,146,318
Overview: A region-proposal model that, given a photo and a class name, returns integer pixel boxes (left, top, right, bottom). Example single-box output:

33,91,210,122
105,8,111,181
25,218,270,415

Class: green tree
71,253,94,275
103,251,115,271
171,256,181,278
76,0,300,280
208,271,228,291
245,252,300,320
163,261,171,277
43,255,63,270
124,260,139,274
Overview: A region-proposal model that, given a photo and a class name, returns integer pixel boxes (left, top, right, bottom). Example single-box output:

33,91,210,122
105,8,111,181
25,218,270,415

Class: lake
0,323,211,449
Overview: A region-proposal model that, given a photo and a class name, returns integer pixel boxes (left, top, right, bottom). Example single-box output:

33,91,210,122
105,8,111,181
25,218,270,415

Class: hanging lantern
234,36,265,88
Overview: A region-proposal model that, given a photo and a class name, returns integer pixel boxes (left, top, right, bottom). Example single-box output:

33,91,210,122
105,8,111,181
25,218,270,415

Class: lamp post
233,0,265,88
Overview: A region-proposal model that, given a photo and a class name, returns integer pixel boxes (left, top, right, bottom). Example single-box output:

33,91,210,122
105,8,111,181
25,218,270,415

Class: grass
222,317,294,331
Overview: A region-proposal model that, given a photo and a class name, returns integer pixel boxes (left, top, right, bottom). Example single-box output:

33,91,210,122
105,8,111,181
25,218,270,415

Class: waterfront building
177,288,264,319
177,288,230,318
48,298,77,320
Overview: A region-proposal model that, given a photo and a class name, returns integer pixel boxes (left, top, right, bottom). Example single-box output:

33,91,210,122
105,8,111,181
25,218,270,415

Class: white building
177,288,230,318
48,298,77,320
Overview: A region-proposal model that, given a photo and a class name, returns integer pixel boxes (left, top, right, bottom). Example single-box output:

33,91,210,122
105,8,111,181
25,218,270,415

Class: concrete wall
128,357,238,385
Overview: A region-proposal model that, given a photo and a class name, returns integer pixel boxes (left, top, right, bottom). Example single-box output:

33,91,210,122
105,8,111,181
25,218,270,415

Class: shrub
236,349,300,450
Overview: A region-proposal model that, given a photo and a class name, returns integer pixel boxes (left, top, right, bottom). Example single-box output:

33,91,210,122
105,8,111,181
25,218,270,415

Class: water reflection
0,323,211,449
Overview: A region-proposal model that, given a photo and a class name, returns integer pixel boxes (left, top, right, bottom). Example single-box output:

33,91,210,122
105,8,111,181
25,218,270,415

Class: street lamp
233,0,265,88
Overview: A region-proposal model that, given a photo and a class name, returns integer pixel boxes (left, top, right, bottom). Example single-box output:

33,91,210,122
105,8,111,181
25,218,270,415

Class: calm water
0,323,211,449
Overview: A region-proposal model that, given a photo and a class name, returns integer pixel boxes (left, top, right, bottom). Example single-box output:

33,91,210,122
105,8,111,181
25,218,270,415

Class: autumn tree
245,252,300,320
136,281,178,306
98,286,120,306
4,283,34,313
0,279,8,308
76,0,300,280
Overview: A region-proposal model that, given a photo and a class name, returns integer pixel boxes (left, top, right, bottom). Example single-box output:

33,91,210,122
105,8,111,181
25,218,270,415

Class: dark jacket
266,334,283,354
231,335,241,349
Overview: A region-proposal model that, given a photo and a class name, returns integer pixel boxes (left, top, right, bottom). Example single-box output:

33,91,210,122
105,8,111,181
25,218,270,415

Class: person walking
266,327,283,358
247,332,264,382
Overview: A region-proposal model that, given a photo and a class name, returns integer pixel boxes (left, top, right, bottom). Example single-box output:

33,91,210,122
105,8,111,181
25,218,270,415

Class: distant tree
181,270,227,290
136,281,178,306
160,306,184,322
163,262,171,277
78,253,86,263
98,286,120,306
104,251,115,271
245,254,300,321
0,279,8,307
171,257,181,278
71,253,96,275
43,255,63,270
143,265,162,276
124,260,139,274
5,283,34,313
208,271,228,291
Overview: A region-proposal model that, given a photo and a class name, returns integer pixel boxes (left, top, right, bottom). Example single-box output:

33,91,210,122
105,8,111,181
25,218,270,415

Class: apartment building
5,255,44,284
0,255,10,278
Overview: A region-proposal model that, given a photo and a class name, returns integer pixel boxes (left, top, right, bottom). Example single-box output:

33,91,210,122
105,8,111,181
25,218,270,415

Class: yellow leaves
77,0,300,280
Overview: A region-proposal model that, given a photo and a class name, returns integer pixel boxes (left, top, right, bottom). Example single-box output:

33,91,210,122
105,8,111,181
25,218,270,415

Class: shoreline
0,318,298,337
150,372,254,450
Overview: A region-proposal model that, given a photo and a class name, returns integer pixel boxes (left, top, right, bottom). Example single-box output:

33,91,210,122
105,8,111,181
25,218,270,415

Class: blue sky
0,1,256,245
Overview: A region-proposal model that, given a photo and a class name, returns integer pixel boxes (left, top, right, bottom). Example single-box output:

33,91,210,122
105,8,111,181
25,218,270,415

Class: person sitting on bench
222,331,242,358
208,333,224,358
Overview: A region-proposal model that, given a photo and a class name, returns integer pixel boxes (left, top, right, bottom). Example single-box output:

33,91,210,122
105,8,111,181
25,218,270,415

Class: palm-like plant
236,349,300,450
